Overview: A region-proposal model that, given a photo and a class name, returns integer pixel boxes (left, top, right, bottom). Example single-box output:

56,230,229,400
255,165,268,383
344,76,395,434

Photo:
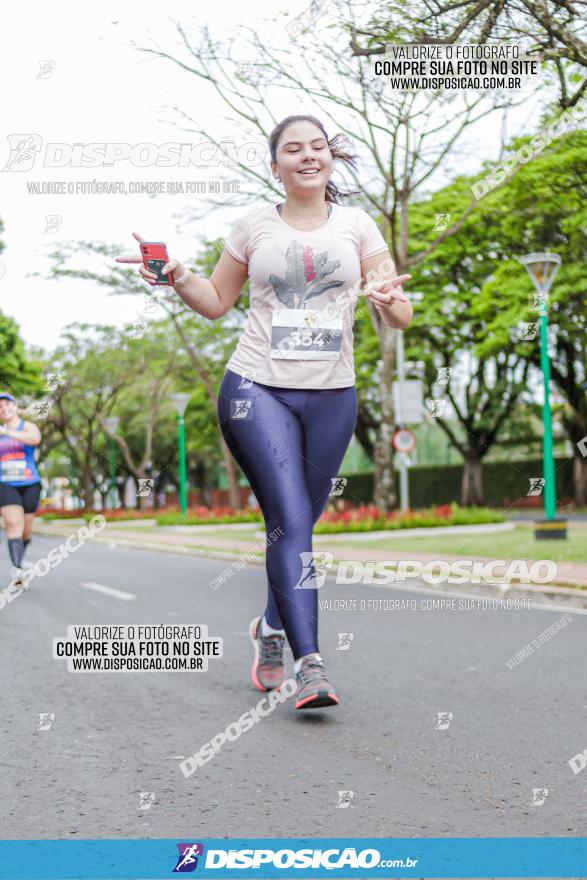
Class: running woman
0,393,42,586
116,115,412,709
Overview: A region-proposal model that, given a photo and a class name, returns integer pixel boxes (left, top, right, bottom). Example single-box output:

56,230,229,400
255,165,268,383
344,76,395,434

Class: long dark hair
269,115,361,204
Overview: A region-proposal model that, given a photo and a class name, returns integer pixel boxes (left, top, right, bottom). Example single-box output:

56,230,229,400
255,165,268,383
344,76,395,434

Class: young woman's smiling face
272,121,332,194
0,398,16,423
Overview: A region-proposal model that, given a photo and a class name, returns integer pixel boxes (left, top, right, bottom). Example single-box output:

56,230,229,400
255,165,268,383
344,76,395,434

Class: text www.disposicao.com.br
70,657,200,671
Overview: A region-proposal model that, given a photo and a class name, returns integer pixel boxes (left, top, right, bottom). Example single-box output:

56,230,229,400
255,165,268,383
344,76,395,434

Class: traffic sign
392,428,416,453
393,380,424,424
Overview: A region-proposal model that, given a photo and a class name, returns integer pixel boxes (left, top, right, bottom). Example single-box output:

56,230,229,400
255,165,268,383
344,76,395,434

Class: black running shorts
0,482,42,513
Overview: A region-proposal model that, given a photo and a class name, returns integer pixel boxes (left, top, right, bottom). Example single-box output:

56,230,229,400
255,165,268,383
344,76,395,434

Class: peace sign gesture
364,274,412,309
364,273,413,329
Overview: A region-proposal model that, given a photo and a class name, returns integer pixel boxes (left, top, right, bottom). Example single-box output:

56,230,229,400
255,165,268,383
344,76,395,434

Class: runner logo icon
173,842,204,872
2,135,42,171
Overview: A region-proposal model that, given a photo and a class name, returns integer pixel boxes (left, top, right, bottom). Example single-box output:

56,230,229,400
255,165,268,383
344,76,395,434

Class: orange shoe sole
249,616,285,692
295,689,340,710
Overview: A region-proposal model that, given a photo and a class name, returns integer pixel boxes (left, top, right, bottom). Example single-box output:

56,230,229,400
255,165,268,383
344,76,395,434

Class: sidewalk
34,518,587,592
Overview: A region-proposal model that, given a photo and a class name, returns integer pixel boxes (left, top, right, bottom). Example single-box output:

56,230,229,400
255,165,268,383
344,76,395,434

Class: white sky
1,0,547,352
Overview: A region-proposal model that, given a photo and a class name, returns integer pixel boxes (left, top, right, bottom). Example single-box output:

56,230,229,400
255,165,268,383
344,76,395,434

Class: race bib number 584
270,308,343,360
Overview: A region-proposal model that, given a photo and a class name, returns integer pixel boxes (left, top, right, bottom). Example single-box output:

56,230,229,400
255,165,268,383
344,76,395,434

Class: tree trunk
373,332,397,512
152,473,163,510
573,453,587,507
82,467,93,510
118,478,127,510
373,186,407,513
136,472,149,511
563,415,587,507
354,403,376,460
461,453,484,506
221,437,241,509
202,483,213,508
193,461,214,508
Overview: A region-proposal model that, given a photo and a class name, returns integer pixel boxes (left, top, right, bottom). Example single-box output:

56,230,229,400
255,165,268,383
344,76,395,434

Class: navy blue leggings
217,368,358,660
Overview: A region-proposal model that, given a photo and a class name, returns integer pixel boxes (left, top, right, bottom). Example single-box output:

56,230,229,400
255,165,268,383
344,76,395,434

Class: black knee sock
8,538,24,568
23,538,31,558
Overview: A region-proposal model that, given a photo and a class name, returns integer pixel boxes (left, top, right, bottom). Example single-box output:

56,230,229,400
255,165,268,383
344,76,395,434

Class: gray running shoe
249,616,286,692
10,566,32,590
295,655,339,710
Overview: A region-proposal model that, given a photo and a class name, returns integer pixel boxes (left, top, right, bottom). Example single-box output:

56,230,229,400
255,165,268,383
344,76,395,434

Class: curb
32,524,587,606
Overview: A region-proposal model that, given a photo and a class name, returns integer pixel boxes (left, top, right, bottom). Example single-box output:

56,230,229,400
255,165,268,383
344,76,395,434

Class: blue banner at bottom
0,837,585,879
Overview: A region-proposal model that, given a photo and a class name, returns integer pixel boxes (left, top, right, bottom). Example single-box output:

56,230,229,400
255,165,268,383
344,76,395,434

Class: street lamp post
103,416,120,510
172,394,190,516
519,252,566,540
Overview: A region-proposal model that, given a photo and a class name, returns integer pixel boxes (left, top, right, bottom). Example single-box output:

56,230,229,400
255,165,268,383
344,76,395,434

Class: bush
38,509,87,520
156,506,263,526
153,502,503,531
39,508,157,522
314,502,504,533
340,458,577,507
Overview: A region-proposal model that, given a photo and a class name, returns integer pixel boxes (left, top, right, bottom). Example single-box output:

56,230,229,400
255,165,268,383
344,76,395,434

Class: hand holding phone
115,232,182,287
139,241,174,286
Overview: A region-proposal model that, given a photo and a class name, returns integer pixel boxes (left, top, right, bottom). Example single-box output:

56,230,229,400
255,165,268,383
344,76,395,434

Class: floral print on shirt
269,241,344,309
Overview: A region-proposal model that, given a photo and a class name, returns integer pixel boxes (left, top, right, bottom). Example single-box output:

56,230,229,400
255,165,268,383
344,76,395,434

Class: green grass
43,516,584,567
104,524,168,534
155,512,261,526
321,525,586,564
179,525,585,566
100,524,586,564
169,527,264,541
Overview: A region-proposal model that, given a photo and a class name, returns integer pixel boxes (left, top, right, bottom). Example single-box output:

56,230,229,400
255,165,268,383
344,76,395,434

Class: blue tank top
0,419,41,486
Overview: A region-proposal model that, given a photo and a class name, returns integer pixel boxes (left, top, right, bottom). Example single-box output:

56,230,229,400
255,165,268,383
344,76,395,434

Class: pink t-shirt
223,202,389,389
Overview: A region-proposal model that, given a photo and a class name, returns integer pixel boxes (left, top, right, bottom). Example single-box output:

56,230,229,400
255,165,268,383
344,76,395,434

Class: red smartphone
139,242,174,286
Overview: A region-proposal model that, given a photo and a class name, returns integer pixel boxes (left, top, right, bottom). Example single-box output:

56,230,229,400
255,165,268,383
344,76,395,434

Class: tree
97,325,179,511
398,176,535,505
43,325,179,510
474,130,587,501
42,326,127,508
403,128,585,504
349,0,587,109
0,311,44,396
38,239,246,508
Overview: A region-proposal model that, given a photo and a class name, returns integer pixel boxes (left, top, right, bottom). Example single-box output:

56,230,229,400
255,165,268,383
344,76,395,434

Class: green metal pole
539,306,556,520
178,414,187,516
109,438,117,509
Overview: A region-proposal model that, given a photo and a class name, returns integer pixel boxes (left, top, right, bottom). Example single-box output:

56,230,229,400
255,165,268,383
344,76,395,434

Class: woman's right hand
114,231,185,286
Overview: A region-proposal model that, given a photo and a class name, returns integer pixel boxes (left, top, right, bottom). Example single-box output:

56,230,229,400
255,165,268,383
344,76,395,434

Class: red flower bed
38,507,87,518
318,502,457,527
320,504,383,523
431,503,453,519
40,505,248,520
39,507,159,521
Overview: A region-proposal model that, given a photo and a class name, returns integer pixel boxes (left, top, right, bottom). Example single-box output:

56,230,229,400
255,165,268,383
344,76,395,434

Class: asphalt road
1,533,585,844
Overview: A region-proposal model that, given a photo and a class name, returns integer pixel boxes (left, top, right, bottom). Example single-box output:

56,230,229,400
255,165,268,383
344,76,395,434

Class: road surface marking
79,581,136,601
